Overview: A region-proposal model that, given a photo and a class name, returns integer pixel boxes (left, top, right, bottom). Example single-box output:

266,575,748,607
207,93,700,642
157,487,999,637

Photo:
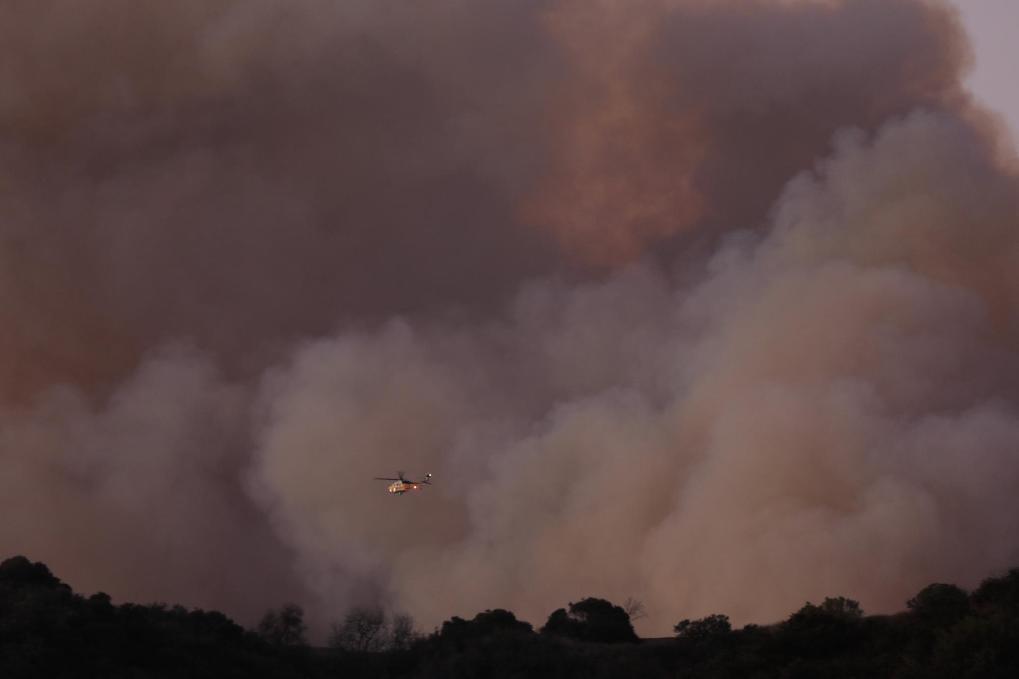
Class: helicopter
374,472,433,495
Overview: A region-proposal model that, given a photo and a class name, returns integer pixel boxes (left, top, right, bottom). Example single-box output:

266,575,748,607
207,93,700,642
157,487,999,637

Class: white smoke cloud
248,111,1019,632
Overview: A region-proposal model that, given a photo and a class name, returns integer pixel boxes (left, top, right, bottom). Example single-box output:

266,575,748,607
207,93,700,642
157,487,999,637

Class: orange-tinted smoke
0,0,972,402
527,0,970,264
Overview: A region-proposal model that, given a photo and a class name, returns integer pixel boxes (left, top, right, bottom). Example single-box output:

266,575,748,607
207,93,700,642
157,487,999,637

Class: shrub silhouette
255,603,308,647
907,583,970,627
674,613,732,643
0,556,66,590
5,554,1019,678
541,597,638,643
0,555,308,678
778,596,865,657
972,567,1019,612
438,608,534,647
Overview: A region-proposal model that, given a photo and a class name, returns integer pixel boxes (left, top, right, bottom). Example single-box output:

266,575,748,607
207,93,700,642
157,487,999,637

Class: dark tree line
0,556,312,678
3,554,1019,678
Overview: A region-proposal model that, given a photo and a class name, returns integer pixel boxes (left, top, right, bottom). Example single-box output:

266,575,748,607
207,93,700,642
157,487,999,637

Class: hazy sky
2,0,1018,639
951,0,1019,138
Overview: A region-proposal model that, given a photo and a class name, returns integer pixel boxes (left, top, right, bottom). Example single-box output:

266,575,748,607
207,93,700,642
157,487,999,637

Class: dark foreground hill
2,555,1018,678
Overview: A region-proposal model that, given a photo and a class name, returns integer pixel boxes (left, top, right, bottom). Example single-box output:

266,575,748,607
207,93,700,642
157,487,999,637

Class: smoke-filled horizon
3,0,1018,635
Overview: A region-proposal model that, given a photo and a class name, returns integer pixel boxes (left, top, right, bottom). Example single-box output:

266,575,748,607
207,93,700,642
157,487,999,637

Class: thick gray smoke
3,0,1018,634
252,110,1019,631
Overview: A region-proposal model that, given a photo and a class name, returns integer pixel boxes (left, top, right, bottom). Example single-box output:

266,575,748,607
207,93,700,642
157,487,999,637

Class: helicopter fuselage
386,481,421,495
375,472,432,495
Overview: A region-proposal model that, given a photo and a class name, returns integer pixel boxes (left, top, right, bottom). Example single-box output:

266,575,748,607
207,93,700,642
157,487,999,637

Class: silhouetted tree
330,606,388,652
907,583,970,627
0,556,65,589
256,603,307,647
9,553,1019,679
469,609,534,636
390,613,418,650
438,608,533,647
623,596,647,621
540,597,638,643
329,607,420,654
816,596,864,620
779,596,865,658
920,614,1019,679
674,613,732,643
911,569,1019,679
1,556,315,678
972,567,1019,612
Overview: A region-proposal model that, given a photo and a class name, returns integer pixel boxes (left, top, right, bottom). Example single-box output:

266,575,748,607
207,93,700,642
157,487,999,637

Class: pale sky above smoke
950,0,1019,140
2,0,1018,636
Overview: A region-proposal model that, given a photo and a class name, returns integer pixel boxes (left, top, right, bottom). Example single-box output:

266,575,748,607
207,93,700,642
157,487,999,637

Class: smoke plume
3,0,1018,634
